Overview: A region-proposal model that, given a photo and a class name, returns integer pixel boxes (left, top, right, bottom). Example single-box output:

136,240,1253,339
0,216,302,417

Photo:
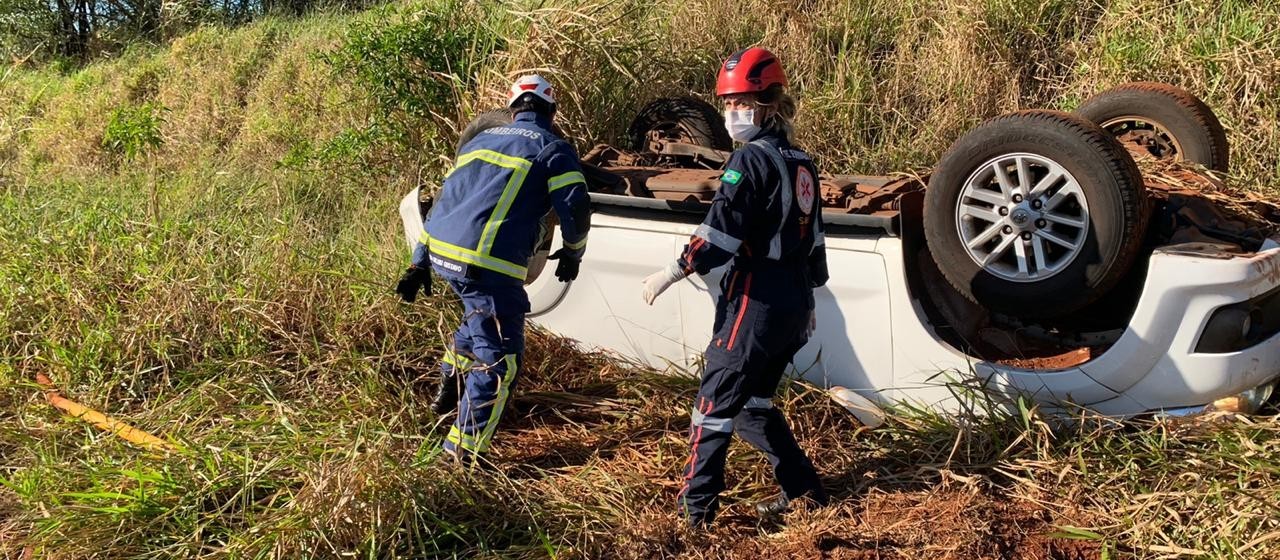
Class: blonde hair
755,85,797,144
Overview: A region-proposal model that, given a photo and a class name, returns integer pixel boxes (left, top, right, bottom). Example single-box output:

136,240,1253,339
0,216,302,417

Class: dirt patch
992,344,1101,370
474,331,1104,559
604,487,1101,559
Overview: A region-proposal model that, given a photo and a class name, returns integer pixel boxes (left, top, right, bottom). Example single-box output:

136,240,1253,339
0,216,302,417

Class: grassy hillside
4,0,1280,188
3,0,1280,558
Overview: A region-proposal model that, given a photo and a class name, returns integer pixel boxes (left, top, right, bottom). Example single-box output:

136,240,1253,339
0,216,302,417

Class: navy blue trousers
437,278,529,461
677,270,825,525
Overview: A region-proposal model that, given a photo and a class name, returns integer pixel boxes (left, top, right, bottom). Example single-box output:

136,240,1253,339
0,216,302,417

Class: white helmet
507,74,556,108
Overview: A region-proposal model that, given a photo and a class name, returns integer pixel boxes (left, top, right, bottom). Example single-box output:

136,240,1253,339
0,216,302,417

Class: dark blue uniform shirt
677,131,828,308
413,111,590,285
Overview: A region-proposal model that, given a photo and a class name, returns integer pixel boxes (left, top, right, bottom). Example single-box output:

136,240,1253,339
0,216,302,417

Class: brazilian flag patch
721,169,743,185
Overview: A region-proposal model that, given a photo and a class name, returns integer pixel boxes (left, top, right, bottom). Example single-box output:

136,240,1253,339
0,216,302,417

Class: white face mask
724,108,761,142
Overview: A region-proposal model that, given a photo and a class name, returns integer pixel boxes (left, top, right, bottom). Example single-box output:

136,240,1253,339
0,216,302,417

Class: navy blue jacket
413,112,590,285
677,131,828,308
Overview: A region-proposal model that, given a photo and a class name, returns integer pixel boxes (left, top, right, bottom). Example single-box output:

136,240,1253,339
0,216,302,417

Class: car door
673,227,894,393
525,206,690,369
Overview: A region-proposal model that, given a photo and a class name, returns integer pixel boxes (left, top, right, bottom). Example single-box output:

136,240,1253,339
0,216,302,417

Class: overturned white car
402,83,1280,417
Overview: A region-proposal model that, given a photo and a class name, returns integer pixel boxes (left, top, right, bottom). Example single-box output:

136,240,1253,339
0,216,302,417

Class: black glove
395,265,432,302
547,248,581,283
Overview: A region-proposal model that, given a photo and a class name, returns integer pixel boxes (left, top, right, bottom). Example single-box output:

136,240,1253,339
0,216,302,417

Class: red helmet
716,47,787,96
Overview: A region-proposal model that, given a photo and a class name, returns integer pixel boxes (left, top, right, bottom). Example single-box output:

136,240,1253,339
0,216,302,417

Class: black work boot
685,513,713,531
755,494,791,518
756,489,828,519
430,373,460,415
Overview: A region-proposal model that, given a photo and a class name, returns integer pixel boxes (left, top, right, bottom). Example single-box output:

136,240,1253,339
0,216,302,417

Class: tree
0,0,377,62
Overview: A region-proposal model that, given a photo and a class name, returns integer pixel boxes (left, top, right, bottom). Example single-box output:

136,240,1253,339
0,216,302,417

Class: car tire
627,97,732,151
1075,82,1229,172
924,110,1150,318
457,109,512,155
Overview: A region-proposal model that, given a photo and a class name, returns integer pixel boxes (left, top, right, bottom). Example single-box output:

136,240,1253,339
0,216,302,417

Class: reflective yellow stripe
564,235,588,250
447,425,481,452
443,149,533,258
443,350,473,370
431,149,542,280
547,171,585,192
444,149,532,180
478,166,530,255
428,237,528,280
471,354,518,454
419,231,431,245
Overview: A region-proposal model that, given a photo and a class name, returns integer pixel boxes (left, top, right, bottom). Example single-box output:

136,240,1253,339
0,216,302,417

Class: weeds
4,0,1280,558
101,101,165,164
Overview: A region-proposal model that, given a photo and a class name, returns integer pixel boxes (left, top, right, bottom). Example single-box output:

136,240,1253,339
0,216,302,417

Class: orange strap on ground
35,373,176,452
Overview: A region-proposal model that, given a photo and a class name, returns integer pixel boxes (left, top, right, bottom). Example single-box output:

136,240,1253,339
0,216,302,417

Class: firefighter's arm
397,193,434,302
644,151,756,305
410,234,430,268
397,232,433,302
809,212,829,288
676,150,755,276
543,143,591,259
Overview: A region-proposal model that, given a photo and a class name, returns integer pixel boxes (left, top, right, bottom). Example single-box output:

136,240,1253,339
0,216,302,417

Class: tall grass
5,0,1280,189
3,0,1280,557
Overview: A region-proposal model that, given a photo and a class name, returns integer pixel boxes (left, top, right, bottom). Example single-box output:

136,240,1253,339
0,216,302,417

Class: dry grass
4,1,1280,558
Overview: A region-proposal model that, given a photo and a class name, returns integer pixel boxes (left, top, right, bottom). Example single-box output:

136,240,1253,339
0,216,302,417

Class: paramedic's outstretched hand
641,262,686,305
547,248,581,283
396,265,432,303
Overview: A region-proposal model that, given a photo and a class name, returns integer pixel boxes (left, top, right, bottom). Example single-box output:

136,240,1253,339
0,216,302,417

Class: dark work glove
395,265,432,302
547,248,581,283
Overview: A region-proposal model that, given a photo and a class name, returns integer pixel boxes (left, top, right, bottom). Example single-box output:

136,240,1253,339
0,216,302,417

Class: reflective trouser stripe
690,409,733,432
443,349,473,371
726,272,753,351
679,397,714,517
446,425,480,449
745,396,773,409
445,354,518,455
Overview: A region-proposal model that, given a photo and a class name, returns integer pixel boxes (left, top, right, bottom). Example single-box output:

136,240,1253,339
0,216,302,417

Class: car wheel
454,109,554,286
457,109,512,155
924,110,1150,318
1075,82,1229,172
627,97,732,151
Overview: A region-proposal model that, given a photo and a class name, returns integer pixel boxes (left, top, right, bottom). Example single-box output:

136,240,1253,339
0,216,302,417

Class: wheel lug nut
1035,219,1047,228
999,207,1010,216
1021,232,1032,240
1002,225,1014,235
1012,194,1023,203
1031,200,1043,209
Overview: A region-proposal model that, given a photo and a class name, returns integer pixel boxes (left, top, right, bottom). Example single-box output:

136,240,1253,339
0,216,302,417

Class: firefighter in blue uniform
396,74,591,464
641,48,829,526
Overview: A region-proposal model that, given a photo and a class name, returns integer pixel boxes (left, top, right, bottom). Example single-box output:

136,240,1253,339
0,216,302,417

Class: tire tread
925,110,1149,317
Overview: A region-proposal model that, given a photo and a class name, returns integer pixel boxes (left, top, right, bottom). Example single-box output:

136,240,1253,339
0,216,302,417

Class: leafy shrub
101,101,165,163
323,0,503,157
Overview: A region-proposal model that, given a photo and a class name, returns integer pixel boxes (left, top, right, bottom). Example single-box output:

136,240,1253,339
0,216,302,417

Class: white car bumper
962,241,1280,416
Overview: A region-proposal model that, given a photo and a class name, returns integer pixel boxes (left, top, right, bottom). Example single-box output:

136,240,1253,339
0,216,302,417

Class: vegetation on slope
3,0,1280,557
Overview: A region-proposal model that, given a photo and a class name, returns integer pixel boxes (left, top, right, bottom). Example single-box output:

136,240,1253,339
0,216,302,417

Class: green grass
3,0,1280,558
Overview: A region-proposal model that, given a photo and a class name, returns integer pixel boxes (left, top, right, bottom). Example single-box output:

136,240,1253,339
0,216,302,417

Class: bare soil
479,331,1105,559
